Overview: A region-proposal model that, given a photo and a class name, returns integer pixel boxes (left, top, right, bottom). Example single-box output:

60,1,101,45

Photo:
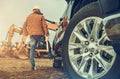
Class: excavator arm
6,24,23,45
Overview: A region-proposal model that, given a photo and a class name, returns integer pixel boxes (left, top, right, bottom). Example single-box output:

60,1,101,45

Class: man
61,16,69,32
22,6,49,70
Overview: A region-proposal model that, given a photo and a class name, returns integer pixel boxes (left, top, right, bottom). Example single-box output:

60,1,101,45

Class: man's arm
22,20,28,36
41,16,49,36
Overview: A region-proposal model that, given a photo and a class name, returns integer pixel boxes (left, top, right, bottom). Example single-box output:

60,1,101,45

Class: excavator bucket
15,46,29,59
14,35,29,59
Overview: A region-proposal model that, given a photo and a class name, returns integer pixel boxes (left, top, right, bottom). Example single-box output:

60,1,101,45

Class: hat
33,6,40,10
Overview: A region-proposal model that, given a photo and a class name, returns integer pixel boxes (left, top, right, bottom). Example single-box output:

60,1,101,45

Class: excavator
0,20,58,59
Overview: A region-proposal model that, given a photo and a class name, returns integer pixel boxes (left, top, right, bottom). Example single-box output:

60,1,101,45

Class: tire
53,58,62,68
62,2,120,79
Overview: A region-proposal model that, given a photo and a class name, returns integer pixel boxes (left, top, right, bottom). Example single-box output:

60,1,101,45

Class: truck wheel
53,58,62,68
62,2,120,79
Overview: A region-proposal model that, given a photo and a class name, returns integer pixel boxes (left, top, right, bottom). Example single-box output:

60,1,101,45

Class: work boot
32,66,36,71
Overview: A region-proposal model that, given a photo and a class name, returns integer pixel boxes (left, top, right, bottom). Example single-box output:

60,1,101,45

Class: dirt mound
0,50,28,59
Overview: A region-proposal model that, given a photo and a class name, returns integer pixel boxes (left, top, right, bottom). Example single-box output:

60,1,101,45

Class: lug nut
85,41,89,45
85,48,88,53
89,53,93,57
90,38,94,42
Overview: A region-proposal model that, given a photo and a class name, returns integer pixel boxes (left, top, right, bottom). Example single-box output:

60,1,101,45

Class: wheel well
70,0,97,18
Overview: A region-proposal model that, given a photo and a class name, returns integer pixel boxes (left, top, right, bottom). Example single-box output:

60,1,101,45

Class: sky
0,0,67,44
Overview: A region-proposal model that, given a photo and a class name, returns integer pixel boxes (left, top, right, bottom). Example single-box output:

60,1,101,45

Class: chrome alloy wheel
68,17,116,79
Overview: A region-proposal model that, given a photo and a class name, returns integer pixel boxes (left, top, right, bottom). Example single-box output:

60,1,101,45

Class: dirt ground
0,57,68,79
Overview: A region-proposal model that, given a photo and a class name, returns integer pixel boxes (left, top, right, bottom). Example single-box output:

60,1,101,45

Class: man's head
32,6,42,14
33,6,40,10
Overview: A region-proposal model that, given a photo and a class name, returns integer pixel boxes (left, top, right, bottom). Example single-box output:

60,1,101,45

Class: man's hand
45,35,49,42
21,35,28,44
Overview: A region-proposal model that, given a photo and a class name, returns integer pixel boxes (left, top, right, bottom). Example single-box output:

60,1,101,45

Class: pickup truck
52,0,120,79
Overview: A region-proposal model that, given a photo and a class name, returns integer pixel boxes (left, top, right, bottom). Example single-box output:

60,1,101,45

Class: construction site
0,20,68,79
1,0,120,79
0,0,68,78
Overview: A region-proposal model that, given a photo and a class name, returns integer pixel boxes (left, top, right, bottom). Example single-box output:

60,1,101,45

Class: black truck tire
62,2,120,79
53,58,62,68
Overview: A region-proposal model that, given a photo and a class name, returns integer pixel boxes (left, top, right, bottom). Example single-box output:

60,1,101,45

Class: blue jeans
30,35,45,68
47,41,52,58
30,36,36,68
